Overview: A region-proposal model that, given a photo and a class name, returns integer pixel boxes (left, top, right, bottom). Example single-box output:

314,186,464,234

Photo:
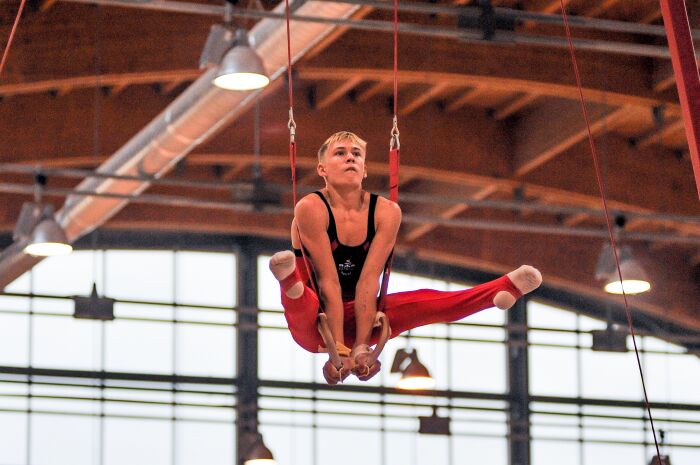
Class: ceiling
1,0,700,333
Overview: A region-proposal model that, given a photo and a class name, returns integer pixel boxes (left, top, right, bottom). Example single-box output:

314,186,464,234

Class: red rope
379,0,401,312
392,0,398,117
284,0,318,300
559,0,662,460
0,0,27,78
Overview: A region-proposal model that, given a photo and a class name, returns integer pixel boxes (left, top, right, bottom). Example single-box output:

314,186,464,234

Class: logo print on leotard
338,259,355,277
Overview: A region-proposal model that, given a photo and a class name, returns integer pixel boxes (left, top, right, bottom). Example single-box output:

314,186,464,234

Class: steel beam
659,0,700,199
507,298,530,465
236,243,260,465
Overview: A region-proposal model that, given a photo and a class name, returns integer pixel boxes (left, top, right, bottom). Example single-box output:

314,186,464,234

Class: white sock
493,265,542,310
269,251,304,299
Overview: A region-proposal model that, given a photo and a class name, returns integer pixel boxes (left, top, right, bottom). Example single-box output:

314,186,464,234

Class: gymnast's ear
317,162,327,178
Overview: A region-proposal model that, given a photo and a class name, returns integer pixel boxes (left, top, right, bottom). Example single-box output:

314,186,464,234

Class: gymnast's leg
269,250,353,384
269,250,323,353
381,265,542,338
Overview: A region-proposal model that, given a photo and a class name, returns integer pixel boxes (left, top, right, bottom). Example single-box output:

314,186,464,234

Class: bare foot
269,251,303,299
493,265,542,310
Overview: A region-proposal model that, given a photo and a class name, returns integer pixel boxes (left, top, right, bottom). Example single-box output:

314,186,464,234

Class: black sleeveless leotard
295,191,378,301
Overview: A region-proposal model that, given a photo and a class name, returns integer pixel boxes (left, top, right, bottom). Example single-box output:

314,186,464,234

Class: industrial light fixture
595,242,650,295
391,348,436,390
418,406,451,435
73,283,115,321
213,28,269,91
13,173,72,257
244,433,276,465
24,216,72,257
591,322,628,352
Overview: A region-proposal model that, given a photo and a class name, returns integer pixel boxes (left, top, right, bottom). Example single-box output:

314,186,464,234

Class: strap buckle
288,107,297,143
390,115,400,150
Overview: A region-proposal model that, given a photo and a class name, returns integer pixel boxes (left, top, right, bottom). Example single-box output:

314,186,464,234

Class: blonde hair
317,131,367,162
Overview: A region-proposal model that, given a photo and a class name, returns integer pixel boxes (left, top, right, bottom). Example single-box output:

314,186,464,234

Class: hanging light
244,434,276,465
391,348,436,390
24,217,72,257
603,257,651,294
595,243,650,295
214,29,269,91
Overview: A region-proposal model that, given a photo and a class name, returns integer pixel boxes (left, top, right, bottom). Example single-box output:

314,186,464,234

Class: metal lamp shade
396,357,436,390
603,258,651,295
24,218,72,257
214,45,270,91
244,438,276,465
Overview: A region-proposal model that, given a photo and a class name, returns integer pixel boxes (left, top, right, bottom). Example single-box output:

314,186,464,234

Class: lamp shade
244,436,276,465
214,44,269,91
24,218,72,257
396,356,436,390
603,258,651,295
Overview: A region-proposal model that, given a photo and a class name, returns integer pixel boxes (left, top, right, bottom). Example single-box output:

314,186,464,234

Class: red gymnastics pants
281,258,522,353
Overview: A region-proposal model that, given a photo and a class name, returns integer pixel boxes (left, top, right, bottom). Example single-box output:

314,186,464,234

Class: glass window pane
258,256,284,311
30,413,98,465
449,340,505,393
105,320,173,374
582,442,644,465
533,440,581,465
105,251,174,301
175,252,236,307
0,412,26,465
176,421,234,465
0,313,29,366
175,323,234,377
530,346,579,397
32,251,100,296
259,328,314,382
103,418,172,465
31,315,102,370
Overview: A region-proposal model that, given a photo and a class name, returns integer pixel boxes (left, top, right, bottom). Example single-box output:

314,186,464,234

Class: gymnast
270,131,542,385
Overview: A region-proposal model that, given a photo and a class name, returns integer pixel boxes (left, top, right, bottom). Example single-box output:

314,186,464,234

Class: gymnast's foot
493,265,542,310
269,250,304,299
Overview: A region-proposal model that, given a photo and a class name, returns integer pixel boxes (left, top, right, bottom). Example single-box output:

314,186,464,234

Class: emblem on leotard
338,259,355,276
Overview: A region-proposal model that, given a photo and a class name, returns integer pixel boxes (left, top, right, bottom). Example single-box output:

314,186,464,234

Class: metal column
236,242,259,465
507,298,530,465
659,0,700,199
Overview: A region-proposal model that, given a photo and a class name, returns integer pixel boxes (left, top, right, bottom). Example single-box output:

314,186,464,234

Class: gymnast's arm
293,195,345,344
354,198,402,347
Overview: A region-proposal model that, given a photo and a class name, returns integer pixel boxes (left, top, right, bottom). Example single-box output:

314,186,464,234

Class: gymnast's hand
322,356,354,385
352,352,381,381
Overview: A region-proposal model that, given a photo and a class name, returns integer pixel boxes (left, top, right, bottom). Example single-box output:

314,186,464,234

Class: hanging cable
558,0,663,461
377,0,400,315
0,0,27,78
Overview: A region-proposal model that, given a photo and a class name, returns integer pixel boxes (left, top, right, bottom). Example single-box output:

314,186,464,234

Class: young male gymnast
270,131,542,384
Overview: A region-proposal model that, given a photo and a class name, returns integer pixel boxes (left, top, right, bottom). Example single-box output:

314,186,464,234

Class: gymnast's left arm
354,198,402,349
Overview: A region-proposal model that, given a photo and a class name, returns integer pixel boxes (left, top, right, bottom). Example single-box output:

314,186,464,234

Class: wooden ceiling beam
314,76,364,109
641,8,663,24
356,80,390,103
636,118,686,149
584,0,622,17
513,100,629,176
520,135,700,216
493,93,540,120
0,70,202,98
401,82,451,115
298,65,668,109
445,86,488,112
653,60,677,93
403,184,498,242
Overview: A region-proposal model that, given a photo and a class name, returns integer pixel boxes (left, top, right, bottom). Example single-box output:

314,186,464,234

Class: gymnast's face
318,138,367,186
